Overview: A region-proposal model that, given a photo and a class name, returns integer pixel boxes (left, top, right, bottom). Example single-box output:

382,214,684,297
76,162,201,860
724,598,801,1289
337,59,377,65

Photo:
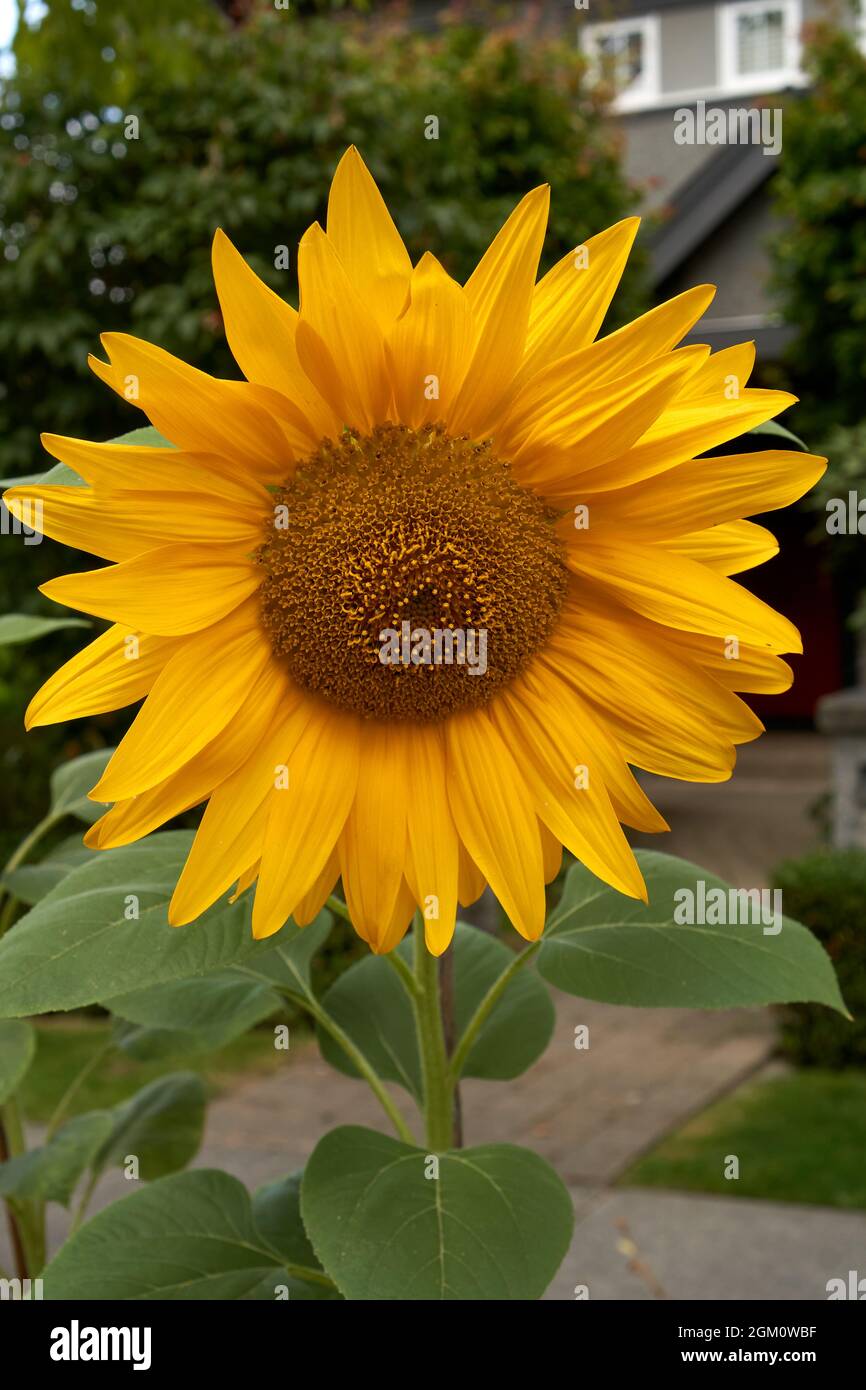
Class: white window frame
581,16,661,114
717,0,803,95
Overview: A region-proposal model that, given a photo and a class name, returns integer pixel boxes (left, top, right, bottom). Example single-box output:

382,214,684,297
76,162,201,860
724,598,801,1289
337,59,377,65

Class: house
576,0,858,716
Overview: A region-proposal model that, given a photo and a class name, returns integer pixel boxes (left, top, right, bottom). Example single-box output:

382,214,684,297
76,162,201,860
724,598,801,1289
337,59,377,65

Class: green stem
69,1168,99,1237
0,813,57,938
385,948,420,999
450,940,540,1080
292,992,415,1146
325,894,351,925
0,1100,45,1274
45,1040,112,1141
412,914,453,1151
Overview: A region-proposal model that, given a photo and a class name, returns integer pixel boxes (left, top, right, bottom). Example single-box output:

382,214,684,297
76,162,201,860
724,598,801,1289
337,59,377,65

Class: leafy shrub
769,20,866,437
774,849,866,1068
0,0,641,841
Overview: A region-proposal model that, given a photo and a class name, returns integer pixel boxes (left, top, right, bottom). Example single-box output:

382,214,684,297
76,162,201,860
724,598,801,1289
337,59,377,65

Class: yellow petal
87,662,290,849
491,679,647,901
405,725,459,956
584,450,827,538
253,705,360,940
564,538,801,652
169,691,309,925
522,217,640,376
449,186,550,436
387,253,474,429
666,519,779,574
91,334,293,478
25,625,179,729
446,708,545,941
91,603,272,802
3,485,263,563
40,544,261,635
41,434,269,507
326,147,413,331
296,222,391,430
293,846,340,928
510,346,708,488
212,228,338,439
339,723,410,951
500,286,715,452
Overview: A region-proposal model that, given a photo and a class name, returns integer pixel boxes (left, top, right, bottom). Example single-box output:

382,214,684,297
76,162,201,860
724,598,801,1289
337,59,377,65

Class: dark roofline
648,141,776,286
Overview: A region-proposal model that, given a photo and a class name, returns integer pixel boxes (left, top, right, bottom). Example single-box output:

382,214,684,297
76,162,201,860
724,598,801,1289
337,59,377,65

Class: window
718,0,802,92
582,17,660,112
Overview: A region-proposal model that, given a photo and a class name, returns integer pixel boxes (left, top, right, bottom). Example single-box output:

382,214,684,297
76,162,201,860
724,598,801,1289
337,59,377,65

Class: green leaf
0,1112,113,1207
231,911,333,999
2,835,97,905
0,833,293,1018
50,748,115,824
106,973,281,1056
41,1169,334,1300
93,1073,205,1181
0,614,90,647
0,1020,36,1103
317,922,554,1097
301,1126,574,1300
253,1172,316,1266
539,851,848,1012
748,419,808,451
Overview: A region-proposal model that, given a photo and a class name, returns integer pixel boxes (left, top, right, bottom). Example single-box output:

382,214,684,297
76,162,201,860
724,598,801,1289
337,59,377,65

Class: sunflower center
257,423,568,722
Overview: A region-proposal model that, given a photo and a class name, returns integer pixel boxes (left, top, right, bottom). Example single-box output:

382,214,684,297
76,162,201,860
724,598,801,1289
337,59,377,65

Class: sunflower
4,148,824,956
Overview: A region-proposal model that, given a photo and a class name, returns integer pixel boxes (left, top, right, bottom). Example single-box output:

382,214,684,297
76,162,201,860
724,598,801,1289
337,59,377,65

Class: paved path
6,733,849,1298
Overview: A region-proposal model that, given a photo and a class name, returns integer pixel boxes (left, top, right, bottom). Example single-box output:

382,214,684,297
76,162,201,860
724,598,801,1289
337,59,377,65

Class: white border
581,15,661,113
717,0,803,96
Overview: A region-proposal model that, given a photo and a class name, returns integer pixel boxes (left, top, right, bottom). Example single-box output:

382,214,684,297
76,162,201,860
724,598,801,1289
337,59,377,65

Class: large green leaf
539,851,847,1011
106,973,282,1057
302,1126,573,1301
93,1073,206,1181
0,833,289,1018
2,835,97,906
0,1020,36,1102
0,614,89,647
42,1169,336,1300
0,1112,113,1207
316,922,554,1097
49,748,115,824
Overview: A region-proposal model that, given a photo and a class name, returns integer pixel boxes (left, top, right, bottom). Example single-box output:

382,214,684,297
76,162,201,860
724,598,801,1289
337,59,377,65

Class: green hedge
0,0,641,845
774,849,866,1068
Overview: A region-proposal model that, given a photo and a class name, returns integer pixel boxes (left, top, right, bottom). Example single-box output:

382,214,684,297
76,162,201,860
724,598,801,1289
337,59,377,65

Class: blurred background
1,0,865,1298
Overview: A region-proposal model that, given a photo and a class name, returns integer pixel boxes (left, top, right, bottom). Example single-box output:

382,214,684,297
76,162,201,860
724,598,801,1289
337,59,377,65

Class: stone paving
6,733,855,1298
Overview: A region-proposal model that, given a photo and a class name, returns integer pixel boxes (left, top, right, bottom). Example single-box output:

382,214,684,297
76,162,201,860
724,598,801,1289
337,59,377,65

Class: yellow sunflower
4,148,824,956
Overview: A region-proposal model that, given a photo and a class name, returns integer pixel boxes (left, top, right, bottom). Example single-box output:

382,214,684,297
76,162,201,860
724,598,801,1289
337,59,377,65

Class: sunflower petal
326,147,413,331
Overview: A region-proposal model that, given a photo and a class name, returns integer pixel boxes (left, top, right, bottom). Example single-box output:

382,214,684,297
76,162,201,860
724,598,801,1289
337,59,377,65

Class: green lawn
19,1017,300,1125
621,1069,866,1211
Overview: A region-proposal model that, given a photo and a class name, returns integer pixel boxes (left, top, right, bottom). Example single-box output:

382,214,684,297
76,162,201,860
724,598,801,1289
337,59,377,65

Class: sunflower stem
450,940,540,1081
412,914,454,1151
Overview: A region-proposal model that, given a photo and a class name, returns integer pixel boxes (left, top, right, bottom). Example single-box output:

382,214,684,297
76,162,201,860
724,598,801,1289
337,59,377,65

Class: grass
621,1068,866,1211
19,1016,302,1126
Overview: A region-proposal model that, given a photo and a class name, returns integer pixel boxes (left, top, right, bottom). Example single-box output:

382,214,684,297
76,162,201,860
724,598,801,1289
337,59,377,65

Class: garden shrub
774,849,866,1068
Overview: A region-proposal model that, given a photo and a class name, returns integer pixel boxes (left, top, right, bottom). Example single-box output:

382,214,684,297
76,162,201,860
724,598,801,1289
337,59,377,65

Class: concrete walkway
6,733,854,1299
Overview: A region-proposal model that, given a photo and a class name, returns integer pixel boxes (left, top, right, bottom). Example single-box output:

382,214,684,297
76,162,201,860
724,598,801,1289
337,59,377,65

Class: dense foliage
774,849,866,1068
769,19,866,436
